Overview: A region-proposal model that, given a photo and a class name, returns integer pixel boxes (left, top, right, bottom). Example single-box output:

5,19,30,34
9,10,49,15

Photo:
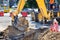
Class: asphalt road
0,16,11,32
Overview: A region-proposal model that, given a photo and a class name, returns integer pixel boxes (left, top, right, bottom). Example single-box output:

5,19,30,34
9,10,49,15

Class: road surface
0,15,11,32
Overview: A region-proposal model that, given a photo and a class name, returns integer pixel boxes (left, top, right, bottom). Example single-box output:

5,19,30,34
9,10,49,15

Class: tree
57,0,60,4
24,0,38,8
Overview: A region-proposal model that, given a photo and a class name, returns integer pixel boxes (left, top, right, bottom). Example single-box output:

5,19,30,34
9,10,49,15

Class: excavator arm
12,0,26,21
36,0,50,20
13,0,26,15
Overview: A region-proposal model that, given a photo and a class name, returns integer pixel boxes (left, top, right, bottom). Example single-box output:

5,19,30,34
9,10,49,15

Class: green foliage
24,0,38,8
57,0,60,4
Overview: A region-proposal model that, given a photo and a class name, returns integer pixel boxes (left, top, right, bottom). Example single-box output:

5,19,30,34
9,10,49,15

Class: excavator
9,0,52,39
11,0,50,21
11,0,60,25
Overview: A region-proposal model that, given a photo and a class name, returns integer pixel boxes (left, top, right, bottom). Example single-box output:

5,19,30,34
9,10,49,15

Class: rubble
15,17,29,31
38,30,60,40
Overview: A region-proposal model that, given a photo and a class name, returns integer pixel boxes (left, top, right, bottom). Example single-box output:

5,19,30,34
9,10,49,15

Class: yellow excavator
11,0,49,22
11,0,60,25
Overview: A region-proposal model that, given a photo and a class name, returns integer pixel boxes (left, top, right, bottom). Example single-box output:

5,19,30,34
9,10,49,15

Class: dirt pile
16,17,29,31
18,17,29,27
38,30,60,40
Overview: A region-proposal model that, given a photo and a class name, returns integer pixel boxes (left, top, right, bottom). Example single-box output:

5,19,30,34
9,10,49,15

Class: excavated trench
8,26,60,40
2,17,60,40
8,26,49,40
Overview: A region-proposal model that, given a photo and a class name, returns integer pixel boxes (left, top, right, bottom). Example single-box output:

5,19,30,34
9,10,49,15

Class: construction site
0,0,60,40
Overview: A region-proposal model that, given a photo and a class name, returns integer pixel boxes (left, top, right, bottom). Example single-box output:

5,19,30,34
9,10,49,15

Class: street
0,15,11,32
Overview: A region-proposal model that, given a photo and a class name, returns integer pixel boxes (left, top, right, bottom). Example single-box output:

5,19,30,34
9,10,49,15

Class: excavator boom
36,0,49,19
13,0,26,16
